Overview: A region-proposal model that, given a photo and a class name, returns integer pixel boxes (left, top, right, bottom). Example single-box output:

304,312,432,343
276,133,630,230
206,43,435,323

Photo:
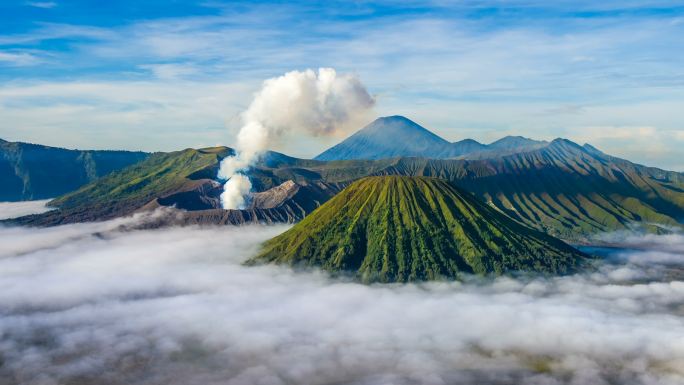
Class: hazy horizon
3,115,684,173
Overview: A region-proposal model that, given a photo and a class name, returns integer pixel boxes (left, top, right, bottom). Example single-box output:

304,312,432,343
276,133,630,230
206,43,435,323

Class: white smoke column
220,174,252,210
219,68,375,209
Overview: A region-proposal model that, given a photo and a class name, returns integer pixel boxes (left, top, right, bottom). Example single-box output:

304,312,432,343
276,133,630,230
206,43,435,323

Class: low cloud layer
0,199,53,220
0,216,683,385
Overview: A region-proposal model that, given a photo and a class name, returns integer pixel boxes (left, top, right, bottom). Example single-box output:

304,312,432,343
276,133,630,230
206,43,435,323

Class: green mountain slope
373,140,684,239
13,147,342,227
249,176,589,282
26,147,232,224
13,138,684,240
0,140,149,201
253,140,684,240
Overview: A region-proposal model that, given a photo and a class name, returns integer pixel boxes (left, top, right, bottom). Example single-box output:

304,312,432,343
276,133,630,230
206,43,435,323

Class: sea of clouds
1,202,683,385
0,199,53,220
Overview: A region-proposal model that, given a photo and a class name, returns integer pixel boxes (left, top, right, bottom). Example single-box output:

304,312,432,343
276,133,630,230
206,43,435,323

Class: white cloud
0,80,254,151
570,125,658,143
0,23,111,45
562,124,684,169
26,1,57,9
0,51,40,66
0,199,53,220
1,215,684,384
675,131,684,141
218,67,375,208
139,63,200,80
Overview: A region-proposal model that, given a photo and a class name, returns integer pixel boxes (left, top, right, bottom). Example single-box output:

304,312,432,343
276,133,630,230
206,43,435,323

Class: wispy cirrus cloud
0,23,112,46
26,1,57,9
138,63,200,80
0,50,40,66
0,79,256,152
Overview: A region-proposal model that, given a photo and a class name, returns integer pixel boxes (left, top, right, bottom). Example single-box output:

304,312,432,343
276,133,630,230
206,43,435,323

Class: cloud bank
1,216,683,384
0,199,53,220
218,68,375,209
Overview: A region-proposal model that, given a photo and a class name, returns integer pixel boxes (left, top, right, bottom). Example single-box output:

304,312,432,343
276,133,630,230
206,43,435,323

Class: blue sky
1,1,683,170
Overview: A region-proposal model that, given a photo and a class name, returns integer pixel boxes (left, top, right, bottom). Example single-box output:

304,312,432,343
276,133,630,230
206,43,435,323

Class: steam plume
218,68,375,209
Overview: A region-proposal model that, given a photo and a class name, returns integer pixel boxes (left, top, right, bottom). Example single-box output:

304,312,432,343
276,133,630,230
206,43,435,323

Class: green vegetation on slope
252,140,684,240
250,176,589,282
0,140,149,201
42,147,233,222
15,138,684,239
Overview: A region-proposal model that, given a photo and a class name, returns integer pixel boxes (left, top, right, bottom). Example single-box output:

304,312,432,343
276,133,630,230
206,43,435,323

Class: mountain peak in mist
249,176,589,282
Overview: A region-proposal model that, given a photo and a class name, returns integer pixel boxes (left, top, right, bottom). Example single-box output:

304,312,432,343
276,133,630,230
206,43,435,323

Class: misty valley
0,206,683,385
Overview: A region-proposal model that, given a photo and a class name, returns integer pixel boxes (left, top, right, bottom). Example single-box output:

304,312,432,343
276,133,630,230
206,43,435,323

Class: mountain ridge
8,128,684,240
315,116,547,161
489,135,546,150
0,139,149,201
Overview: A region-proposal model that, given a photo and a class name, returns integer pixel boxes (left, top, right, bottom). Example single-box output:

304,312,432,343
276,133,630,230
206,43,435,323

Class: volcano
248,176,589,282
315,116,452,160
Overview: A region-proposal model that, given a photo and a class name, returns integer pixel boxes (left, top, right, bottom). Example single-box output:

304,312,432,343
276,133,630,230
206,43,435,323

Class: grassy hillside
254,140,684,240
30,147,233,223
385,140,684,239
250,176,589,282
14,139,684,240
0,140,149,201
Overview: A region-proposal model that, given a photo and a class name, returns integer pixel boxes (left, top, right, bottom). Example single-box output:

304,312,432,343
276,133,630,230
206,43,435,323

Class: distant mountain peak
360,115,445,139
453,138,482,145
315,115,448,161
376,115,418,124
549,138,586,151
489,136,546,150
316,116,553,161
